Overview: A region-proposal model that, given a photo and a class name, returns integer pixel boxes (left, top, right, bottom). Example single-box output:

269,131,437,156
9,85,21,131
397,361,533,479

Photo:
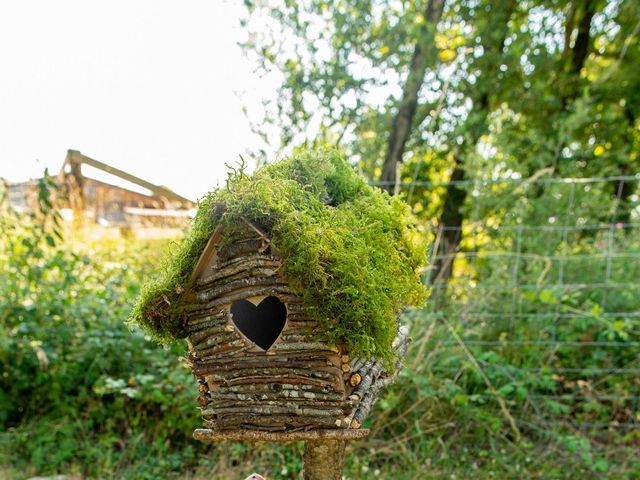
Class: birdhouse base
193,428,369,443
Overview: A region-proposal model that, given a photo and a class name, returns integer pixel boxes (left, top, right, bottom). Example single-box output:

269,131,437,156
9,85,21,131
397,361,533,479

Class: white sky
0,0,277,201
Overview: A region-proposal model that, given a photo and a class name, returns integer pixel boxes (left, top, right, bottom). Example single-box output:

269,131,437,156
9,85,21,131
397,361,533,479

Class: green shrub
0,179,199,477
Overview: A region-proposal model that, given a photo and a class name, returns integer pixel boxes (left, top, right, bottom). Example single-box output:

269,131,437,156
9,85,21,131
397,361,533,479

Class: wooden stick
273,342,339,353
190,324,236,348
207,396,351,408
186,287,298,312
193,428,369,442
197,255,280,286
192,352,337,373
202,405,346,417
196,276,287,302
217,239,265,261
214,382,340,396
205,414,341,429
190,339,246,359
205,366,342,382
191,333,239,353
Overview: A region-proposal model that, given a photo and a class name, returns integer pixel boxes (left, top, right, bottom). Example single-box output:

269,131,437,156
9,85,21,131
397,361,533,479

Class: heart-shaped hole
230,296,287,351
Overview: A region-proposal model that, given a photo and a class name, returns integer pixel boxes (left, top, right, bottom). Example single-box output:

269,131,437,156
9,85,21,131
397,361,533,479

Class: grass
4,423,637,479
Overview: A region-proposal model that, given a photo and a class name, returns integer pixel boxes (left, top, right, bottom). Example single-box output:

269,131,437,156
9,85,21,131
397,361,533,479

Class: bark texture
303,440,346,480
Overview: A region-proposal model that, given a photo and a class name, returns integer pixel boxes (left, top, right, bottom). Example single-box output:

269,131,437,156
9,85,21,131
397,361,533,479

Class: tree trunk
380,0,446,193
615,107,638,224
430,156,466,291
560,0,596,109
303,440,346,480
544,0,597,175
428,1,515,291
570,0,596,77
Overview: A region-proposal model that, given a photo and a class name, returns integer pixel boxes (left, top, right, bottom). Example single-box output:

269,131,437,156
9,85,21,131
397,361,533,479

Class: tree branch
379,0,446,194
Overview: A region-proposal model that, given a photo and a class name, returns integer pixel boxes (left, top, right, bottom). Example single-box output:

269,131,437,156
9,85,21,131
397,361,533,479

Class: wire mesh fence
382,174,640,433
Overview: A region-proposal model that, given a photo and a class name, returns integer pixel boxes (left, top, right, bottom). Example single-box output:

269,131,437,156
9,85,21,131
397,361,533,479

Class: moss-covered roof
129,148,426,361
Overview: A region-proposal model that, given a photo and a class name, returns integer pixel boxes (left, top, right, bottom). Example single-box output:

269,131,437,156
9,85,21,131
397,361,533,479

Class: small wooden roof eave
188,218,271,286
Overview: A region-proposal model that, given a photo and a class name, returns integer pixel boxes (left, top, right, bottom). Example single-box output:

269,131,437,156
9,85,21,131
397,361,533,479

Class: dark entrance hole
230,296,287,351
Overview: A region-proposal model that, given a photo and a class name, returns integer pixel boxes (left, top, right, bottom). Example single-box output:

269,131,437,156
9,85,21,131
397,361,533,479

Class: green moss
129,148,426,361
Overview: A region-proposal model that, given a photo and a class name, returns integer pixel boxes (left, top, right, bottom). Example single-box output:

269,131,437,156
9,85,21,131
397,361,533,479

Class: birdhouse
130,149,425,441
180,218,410,437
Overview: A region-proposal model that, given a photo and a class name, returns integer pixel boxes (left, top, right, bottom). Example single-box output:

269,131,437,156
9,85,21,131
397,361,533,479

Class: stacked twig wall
184,221,407,433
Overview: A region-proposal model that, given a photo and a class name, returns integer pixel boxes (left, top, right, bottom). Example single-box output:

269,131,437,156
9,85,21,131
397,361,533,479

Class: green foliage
130,148,427,361
127,192,218,340
243,0,639,217
0,181,199,478
3,0,640,477
2,171,639,479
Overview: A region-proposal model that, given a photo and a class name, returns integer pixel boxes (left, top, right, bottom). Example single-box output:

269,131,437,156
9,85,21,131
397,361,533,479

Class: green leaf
539,290,557,304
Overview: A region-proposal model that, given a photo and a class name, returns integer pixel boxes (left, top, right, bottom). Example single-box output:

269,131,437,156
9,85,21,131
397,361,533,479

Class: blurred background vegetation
2,0,639,478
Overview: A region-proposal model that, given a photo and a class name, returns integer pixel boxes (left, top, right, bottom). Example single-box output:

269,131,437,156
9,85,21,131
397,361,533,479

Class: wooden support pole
303,439,346,480
194,429,367,478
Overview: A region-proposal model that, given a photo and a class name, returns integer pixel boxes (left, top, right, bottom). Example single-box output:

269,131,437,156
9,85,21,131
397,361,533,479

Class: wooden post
194,429,368,479
303,439,346,480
